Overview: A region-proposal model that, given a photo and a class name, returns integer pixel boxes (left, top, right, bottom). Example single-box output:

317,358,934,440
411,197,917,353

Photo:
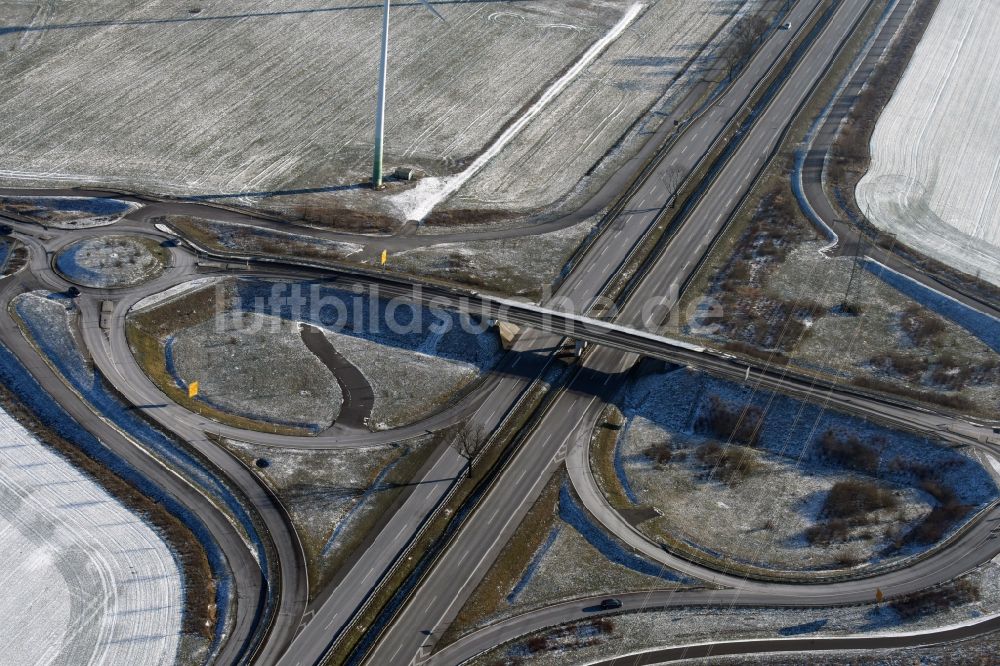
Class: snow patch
856,0,1000,285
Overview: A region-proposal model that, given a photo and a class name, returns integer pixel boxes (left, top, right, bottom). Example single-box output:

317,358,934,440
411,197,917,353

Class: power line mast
372,0,391,189
371,0,444,189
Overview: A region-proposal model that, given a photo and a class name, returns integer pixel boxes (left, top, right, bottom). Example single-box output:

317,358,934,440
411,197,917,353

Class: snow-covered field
0,407,181,665
856,0,1000,286
0,0,745,219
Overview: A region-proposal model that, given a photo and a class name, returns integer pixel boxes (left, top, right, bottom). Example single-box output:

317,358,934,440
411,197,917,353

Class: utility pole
842,231,865,310
372,0,391,189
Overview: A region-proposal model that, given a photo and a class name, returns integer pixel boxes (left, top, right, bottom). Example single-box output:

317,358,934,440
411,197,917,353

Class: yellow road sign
188,381,199,398
380,249,388,265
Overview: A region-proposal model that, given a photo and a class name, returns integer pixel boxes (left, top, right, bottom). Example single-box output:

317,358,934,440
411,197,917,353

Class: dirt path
300,324,374,431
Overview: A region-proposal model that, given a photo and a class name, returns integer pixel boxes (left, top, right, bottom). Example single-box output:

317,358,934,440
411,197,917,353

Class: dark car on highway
600,598,623,610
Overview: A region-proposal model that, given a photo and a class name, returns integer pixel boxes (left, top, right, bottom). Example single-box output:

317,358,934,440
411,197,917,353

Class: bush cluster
899,304,946,346
696,396,765,447
696,442,760,485
890,579,980,620
821,479,898,520
818,430,880,474
642,441,673,466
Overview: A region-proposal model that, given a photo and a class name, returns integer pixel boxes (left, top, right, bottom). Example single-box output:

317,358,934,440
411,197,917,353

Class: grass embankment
216,430,443,603
166,216,359,266
313,434,442,601
589,406,632,512
442,472,564,643
125,283,309,437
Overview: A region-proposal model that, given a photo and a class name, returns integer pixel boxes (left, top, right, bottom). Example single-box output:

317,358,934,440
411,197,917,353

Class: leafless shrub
642,442,672,466
818,430,879,474
452,423,489,478
696,396,765,446
821,479,898,520
890,579,980,620
696,442,760,484
899,305,946,346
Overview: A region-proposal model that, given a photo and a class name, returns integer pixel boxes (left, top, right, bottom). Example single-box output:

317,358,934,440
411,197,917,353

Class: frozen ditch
0,406,181,665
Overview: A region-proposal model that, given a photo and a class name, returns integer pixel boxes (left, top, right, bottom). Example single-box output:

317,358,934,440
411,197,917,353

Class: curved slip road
0,231,308,665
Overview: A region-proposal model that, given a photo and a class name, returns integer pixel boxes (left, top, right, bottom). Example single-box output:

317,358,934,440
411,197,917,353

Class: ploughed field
856,0,1000,286
0,406,181,665
0,0,744,218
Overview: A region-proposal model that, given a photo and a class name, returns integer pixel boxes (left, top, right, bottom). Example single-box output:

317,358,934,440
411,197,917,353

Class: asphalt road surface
360,1,952,665
0,0,996,663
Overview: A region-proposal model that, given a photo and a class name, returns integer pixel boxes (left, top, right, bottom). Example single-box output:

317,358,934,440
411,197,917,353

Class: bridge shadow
0,0,535,37
486,343,641,405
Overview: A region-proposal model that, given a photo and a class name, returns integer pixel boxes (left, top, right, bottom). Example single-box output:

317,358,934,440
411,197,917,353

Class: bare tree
721,14,770,79
452,423,489,478
660,165,685,207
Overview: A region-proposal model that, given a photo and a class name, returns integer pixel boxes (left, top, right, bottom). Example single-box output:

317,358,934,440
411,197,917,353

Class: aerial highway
0,0,997,664
272,1,843,663
359,0,1000,664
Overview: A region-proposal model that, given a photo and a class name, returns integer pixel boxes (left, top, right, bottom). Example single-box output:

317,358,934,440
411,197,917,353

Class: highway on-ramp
1,0,996,664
